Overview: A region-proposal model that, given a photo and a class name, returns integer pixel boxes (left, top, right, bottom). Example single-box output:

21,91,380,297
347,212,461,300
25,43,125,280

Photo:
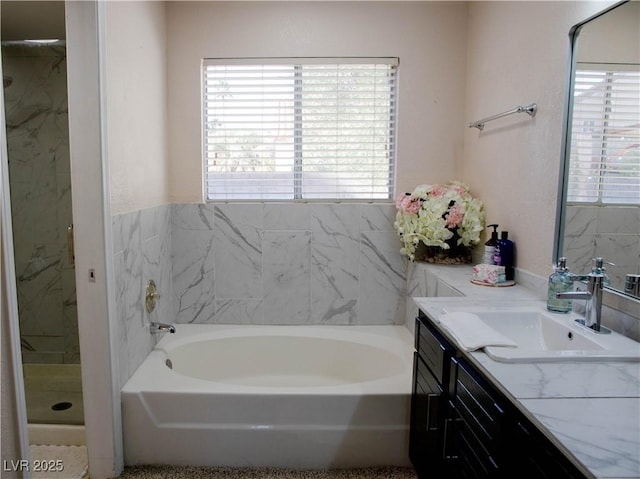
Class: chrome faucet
150,322,176,334
556,257,611,334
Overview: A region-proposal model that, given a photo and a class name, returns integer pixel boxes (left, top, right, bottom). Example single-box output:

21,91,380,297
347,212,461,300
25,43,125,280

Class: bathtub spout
151,322,176,334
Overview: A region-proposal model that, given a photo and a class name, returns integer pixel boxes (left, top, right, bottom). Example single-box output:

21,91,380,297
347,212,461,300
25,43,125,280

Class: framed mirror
556,0,639,298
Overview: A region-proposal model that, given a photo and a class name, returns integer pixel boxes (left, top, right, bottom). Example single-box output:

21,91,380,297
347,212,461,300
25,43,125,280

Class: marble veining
522,398,640,478
310,204,360,324
113,202,408,382
564,204,640,293
172,229,216,324
4,43,79,364
213,204,262,301
263,231,312,324
113,205,173,386
414,273,640,479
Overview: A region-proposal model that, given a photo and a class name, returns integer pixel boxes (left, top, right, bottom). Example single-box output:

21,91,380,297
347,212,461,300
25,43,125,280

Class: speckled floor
114,466,418,479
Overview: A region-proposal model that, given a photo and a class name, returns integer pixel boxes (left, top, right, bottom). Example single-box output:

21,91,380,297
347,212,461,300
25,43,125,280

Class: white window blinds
203,58,398,201
567,66,640,204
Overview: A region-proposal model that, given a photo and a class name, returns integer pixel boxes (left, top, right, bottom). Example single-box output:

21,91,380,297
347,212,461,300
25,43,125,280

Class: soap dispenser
546,257,573,313
493,231,515,280
591,257,611,287
483,224,499,265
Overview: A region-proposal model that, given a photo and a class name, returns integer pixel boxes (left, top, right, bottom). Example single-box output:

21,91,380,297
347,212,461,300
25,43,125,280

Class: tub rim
122,324,414,396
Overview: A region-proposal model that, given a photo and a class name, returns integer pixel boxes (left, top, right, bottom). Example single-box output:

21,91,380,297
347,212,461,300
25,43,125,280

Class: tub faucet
150,322,176,334
556,257,611,334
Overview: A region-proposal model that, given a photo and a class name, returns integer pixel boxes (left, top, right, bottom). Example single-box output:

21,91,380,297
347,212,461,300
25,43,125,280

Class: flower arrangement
394,181,485,262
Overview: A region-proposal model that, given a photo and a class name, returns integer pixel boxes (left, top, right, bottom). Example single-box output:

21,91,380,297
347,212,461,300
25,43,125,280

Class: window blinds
203,58,398,201
567,66,640,204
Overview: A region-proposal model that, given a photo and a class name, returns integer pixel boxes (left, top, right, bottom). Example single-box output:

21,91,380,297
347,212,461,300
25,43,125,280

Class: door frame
65,2,123,477
0,2,123,478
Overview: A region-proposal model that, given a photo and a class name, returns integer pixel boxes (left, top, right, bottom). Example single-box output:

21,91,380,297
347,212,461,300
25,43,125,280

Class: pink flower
452,185,466,196
430,185,448,197
445,203,465,228
396,194,409,209
396,194,422,214
405,198,422,214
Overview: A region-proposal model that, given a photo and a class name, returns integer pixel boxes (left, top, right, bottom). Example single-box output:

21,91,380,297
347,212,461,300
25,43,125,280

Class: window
567,66,640,204
203,58,398,201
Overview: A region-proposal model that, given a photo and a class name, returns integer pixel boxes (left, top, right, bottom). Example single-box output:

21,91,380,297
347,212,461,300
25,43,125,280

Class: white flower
394,181,485,260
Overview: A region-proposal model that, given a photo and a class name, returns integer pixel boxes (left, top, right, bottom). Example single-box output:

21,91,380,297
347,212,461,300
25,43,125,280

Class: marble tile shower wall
3,44,80,364
171,203,407,326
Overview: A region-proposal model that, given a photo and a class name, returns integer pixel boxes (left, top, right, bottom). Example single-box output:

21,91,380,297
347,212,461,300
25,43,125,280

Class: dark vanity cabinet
409,313,456,476
510,415,587,479
411,311,588,479
450,357,507,478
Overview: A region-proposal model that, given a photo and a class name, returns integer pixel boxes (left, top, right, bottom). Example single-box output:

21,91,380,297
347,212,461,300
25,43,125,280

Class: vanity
408,264,640,479
407,2,640,476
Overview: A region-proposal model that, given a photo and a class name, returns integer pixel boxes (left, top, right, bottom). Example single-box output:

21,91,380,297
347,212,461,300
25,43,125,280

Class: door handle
67,224,75,266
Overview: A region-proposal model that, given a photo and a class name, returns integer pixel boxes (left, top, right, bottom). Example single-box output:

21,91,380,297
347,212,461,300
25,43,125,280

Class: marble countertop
413,272,640,479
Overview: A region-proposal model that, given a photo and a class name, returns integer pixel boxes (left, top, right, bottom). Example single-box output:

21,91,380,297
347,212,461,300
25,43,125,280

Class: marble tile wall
171,202,408,326
113,202,640,386
3,44,80,364
113,202,406,384
564,205,640,292
112,205,172,388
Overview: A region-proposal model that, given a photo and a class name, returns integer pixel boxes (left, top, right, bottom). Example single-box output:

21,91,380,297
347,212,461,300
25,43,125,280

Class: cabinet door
511,419,587,479
410,353,445,475
451,358,507,478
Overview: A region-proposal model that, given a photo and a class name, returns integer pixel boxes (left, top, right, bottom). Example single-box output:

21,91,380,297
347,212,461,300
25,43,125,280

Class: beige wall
166,1,469,203
461,1,615,278
106,1,169,215
105,0,623,277
578,0,639,64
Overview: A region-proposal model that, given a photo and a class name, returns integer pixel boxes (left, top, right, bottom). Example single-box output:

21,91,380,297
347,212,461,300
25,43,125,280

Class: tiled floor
114,466,418,479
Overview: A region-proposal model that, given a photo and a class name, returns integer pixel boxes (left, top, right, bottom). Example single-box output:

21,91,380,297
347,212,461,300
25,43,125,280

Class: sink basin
440,307,640,363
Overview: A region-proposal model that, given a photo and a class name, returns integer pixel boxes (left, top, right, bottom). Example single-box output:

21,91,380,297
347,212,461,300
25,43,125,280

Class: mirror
557,0,639,297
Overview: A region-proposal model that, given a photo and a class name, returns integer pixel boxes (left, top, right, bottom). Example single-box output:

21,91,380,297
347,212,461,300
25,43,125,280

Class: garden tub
121,324,414,469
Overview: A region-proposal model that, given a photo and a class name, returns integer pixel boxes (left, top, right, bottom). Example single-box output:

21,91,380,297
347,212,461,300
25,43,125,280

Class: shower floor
23,363,84,425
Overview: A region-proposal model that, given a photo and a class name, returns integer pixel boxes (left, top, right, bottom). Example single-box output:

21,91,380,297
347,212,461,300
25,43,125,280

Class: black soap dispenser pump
482,224,499,265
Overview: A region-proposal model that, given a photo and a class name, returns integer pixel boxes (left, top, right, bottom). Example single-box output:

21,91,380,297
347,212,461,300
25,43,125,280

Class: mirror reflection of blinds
203,58,398,201
567,66,640,205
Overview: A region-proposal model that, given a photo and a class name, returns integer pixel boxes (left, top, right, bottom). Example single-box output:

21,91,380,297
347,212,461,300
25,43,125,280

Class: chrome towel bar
469,103,537,131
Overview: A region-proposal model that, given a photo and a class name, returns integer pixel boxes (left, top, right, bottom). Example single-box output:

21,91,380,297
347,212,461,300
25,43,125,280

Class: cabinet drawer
416,314,455,384
453,359,505,452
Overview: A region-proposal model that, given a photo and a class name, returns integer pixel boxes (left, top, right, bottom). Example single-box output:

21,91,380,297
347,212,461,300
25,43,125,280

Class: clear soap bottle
546,257,573,313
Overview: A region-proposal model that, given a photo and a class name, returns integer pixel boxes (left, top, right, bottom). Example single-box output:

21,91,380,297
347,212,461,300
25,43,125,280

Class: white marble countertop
412,269,640,479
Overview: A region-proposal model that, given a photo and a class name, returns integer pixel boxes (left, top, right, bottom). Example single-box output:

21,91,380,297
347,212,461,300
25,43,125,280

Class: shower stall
2,40,84,433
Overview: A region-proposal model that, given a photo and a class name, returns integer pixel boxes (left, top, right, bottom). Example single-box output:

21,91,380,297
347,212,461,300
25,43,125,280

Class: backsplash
171,202,407,325
563,205,640,292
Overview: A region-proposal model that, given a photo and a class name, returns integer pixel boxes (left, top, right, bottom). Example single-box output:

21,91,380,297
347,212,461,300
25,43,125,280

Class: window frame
201,57,399,203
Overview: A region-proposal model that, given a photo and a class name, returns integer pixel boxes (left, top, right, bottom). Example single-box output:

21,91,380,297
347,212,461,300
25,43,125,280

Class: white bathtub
121,324,414,469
